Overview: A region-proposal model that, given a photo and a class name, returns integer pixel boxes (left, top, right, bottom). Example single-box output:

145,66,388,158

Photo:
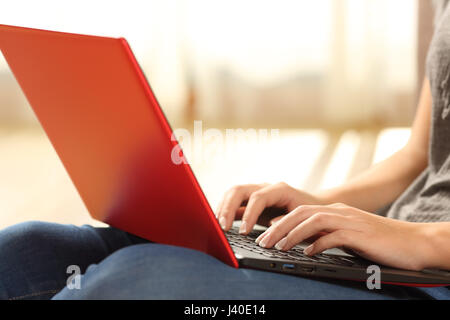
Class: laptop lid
0,24,238,268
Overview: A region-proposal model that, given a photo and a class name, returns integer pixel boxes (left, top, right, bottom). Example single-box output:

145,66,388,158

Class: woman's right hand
215,182,324,235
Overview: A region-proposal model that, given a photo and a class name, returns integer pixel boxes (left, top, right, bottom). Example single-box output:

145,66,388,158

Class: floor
0,126,411,229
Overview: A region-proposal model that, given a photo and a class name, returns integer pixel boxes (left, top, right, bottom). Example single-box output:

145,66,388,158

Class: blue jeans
0,221,448,300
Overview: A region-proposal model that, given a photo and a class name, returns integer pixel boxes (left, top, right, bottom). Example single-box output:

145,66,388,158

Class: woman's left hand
255,203,433,271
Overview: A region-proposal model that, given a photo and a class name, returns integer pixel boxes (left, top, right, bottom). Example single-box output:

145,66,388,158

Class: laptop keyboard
226,227,369,267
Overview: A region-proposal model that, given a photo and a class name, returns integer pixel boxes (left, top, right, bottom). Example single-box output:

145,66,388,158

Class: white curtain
183,0,418,127
0,0,418,127
324,0,417,125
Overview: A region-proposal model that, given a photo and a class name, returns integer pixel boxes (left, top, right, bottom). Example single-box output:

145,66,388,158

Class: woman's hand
215,182,323,234
255,203,433,271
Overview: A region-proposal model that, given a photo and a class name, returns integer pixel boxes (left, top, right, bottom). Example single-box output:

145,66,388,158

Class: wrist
418,222,450,270
314,188,343,205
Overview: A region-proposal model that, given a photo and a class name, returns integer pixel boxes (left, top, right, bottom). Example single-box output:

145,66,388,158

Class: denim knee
0,221,142,300
53,243,222,299
0,221,54,250
0,221,70,299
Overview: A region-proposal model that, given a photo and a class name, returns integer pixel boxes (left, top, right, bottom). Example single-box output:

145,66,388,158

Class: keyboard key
226,227,369,267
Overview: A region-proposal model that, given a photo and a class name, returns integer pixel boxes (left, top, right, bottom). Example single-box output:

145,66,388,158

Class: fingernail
219,217,227,230
239,221,247,234
304,244,314,256
259,235,269,248
275,237,287,250
255,232,265,244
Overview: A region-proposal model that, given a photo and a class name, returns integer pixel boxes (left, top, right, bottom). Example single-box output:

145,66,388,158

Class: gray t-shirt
385,0,450,222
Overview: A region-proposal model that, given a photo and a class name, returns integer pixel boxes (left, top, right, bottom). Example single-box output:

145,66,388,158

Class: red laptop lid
0,24,238,268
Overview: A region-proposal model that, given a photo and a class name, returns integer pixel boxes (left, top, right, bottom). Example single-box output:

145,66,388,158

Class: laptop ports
299,266,315,273
282,263,295,271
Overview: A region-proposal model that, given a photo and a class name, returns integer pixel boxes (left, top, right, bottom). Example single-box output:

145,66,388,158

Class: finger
257,230,328,244
217,184,261,231
254,207,287,227
239,183,291,235
257,205,348,247
269,214,285,226
215,195,251,217
304,229,364,256
256,205,321,244
273,212,362,251
303,231,329,243
234,207,246,220
215,198,225,218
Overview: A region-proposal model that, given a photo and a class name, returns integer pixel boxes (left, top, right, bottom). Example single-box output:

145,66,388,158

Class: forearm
315,78,431,212
422,222,450,270
315,146,427,212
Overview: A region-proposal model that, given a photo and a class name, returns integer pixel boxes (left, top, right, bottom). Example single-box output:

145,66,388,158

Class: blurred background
0,0,434,228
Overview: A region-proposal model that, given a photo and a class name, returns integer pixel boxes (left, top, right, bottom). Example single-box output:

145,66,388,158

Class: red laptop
1,24,449,287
